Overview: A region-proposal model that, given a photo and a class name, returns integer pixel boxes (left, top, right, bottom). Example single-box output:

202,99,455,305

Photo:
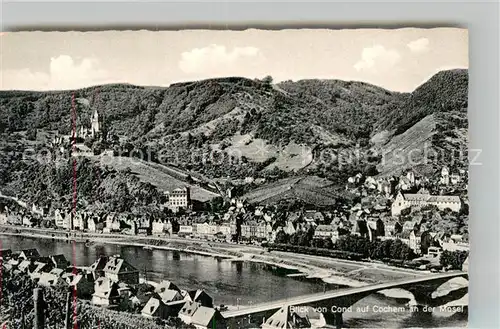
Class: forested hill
0,69,468,182
0,77,399,141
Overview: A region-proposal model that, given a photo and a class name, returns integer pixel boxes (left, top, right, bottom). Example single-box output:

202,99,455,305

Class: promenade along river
1,234,467,328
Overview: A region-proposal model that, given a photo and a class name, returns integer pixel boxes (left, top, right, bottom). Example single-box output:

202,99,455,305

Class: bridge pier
403,276,468,307
322,311,343,329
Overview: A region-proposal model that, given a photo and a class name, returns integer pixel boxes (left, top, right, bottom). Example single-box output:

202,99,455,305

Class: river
1,234,467,328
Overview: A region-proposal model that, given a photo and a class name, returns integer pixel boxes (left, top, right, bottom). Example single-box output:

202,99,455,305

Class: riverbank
0,225,442,289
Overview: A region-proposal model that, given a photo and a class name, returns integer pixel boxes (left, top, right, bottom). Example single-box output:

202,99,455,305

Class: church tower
91,110,100,138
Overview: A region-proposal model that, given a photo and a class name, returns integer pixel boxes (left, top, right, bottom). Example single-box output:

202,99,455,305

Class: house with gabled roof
38,272,65,287
29,262,50,281
262,305,311,329
409,231,425,255
158,289,183,303
141,297,169,319
187,289,213,308
190,306,226,329
90,255,108,279
103,255,139,285
155,280,180,294
283,221,296,236
66,272,95,298
92,276,120,306
50,254,70,269
178,300,200,324
17,259,36,273
19,249,40,260
403,220,419,232
0,249,12,260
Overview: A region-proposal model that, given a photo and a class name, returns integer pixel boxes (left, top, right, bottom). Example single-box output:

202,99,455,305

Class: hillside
0,70,469,206
373,69,469,176
374,69,468,135
92,155,218,202
242,176,341,206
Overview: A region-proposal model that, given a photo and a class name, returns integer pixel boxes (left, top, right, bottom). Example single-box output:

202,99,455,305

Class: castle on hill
78,109,100,139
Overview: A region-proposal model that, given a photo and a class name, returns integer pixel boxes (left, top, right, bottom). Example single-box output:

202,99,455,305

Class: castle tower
91,110,100,138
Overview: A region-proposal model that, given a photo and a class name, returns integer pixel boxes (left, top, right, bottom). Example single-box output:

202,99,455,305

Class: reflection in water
1,234,467,328
235,261,243,275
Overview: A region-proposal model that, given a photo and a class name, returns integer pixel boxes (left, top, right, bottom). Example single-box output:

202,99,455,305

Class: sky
0,28,468,92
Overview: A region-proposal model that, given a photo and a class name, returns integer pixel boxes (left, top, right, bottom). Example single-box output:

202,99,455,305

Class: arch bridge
223,271,468,329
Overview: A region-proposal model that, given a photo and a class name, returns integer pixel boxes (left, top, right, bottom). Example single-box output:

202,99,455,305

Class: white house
178,301,200,325
178,225,193,236
409,231,423,255
152,220,166,235
167,187,191,212
92,277,120,306
87,217,97,232
440,166,450,185
391,191,461,216
313,225,337,239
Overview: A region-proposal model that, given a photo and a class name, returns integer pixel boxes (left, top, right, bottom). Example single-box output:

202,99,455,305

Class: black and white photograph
0,27,469,329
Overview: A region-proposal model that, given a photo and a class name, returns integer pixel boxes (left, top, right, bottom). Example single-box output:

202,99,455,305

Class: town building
409,231,423,254
137,218,152,235
90,256,109,279
152,220,167,235
155,280,180,294
440,166,450,185
195,222,218,238
186,289,213,308
50,254,69,269
66,273,95,298
313,225,337,239
178,225,194,237
167,187,191,212
19,249,40,260
88,217,97,232
141,297,169,319
92,277,120,306
73,212,86,231
54,209,72,230
0,249,12,260
391,190,461,216
178,301,200,325
38,272,65,287
102,255,139,285
158,289,183,303
190,306,226,329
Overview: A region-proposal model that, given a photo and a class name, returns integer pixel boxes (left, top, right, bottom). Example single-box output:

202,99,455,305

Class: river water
1,234,467,328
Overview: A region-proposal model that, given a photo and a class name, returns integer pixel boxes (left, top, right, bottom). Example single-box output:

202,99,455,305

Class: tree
440,250,468,270
262,75,273,84
363,164,378,177
323,238,334,250
274,230,289,244
92,140,104,155
26,127,37,140
208,196,224,213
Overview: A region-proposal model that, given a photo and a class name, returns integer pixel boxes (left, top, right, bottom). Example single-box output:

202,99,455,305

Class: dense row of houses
0,249,229,329
1,194,467,258
347,166,466,195
1,248,313,329
1,163,468,261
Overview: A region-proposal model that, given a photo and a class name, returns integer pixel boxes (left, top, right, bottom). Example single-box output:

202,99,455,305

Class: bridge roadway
222,271,467,318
